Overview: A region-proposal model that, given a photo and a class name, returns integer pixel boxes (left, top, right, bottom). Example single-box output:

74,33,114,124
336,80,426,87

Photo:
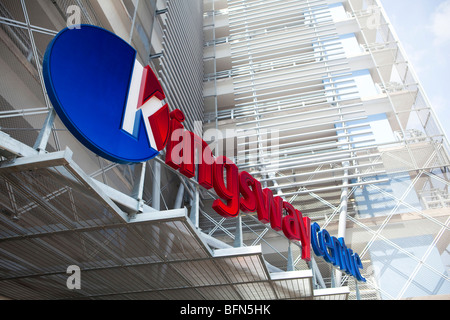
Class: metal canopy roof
0,147,349,300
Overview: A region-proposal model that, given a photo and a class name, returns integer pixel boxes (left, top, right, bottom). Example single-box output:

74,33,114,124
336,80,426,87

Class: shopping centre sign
43,25,168,163
43,25,365,282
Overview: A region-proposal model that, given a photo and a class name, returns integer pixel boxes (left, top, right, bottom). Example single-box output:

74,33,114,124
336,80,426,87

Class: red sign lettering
163,109,311,260
212,156,240,218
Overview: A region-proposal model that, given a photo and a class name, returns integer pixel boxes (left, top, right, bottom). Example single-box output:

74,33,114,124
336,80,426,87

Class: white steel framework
201,0,450,300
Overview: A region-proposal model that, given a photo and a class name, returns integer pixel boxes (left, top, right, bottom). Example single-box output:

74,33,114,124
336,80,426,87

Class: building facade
0,0,448,300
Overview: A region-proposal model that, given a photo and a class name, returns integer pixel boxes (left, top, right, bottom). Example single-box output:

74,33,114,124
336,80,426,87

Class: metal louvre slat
159,0,204,136
217,255,268,283
235,282,276,300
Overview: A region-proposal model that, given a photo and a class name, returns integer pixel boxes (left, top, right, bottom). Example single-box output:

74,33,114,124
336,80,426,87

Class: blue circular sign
43,25,168,164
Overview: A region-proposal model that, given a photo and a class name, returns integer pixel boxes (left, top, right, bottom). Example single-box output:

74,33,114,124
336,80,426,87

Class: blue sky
379,0,450,139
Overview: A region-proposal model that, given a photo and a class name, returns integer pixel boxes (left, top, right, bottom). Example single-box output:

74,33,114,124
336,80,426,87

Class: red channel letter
296,209,311,261
282,202,301,241
165,109,185,170
212,156,240,218
239,171,257,213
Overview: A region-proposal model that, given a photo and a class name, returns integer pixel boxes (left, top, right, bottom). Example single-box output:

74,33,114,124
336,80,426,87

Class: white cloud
430,0,450,45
